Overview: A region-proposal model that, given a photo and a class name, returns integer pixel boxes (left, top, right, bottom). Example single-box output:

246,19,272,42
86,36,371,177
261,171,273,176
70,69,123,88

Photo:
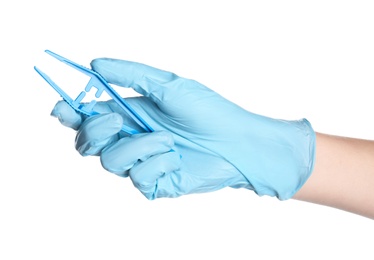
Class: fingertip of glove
75,113,123,157
105,112,124,127
81,113,123,134
90,58,122,84
90,58,112,71
152,131,175,148
51,101,82,130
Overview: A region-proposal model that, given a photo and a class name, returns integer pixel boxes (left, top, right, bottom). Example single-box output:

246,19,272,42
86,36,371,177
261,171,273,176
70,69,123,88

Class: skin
293,132,374,220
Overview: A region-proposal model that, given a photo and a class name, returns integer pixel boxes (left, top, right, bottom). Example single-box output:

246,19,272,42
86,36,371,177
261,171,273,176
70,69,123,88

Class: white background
1,1,373,259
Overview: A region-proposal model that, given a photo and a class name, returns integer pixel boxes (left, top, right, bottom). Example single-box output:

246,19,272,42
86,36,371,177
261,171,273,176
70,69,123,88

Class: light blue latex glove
51,58,316,200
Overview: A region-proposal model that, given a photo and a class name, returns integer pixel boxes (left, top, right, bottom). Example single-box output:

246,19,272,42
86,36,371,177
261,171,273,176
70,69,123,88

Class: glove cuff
231,117,316,200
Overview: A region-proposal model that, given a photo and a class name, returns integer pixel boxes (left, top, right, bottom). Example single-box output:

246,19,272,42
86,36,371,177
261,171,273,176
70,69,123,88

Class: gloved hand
51,58,316,200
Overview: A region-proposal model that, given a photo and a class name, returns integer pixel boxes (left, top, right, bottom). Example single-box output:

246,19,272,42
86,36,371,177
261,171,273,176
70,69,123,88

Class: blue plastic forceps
34,50,154,135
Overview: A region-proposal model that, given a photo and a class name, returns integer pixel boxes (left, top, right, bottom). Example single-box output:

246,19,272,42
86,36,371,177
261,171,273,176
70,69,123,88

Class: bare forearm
293,132,374,219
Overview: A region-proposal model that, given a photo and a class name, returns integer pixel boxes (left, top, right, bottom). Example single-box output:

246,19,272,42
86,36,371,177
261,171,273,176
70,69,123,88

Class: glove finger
51,100,84,130
90,58,192,104
129,152,181,200
50,99,118,131
100,131,175,176
76,113,123,156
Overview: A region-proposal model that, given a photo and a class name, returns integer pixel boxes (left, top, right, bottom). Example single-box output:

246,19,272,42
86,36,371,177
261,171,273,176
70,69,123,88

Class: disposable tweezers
34,50,154,135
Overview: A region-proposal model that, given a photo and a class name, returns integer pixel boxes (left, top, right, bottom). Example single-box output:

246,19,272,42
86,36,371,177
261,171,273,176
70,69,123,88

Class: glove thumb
90,58,183,104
